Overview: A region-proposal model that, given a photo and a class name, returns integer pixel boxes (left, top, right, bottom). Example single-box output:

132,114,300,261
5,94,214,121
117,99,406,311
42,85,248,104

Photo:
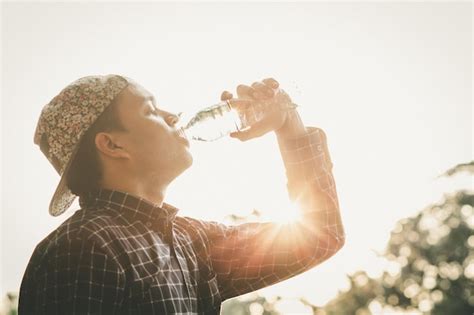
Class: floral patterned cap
34,74,130,216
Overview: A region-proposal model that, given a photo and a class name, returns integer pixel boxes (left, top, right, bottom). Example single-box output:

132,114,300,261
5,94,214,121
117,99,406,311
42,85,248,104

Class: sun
269,200,303,225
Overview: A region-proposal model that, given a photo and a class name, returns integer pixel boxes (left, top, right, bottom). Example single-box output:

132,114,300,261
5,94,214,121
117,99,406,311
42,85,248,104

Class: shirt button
317,145,322,152
146,222,152,228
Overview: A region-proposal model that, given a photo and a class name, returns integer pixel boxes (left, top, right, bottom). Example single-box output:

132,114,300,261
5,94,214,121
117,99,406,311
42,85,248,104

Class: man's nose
165,112,182,127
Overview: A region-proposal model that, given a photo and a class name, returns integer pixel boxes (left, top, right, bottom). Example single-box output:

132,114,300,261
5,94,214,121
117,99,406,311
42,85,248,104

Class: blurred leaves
321,189,473,314
222,295,282,315
436,161,474,178
1,293,17,315
224,209,262,225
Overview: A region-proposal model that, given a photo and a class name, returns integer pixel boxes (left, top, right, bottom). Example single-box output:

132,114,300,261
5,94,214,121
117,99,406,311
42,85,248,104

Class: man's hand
220,78,304,141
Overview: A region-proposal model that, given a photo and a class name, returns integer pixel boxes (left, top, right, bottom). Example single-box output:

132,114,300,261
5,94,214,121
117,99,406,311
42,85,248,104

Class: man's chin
183,152,193,169
177,152,193,175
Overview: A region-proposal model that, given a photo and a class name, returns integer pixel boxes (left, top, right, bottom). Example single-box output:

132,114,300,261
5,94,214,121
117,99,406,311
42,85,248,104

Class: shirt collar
78,188,179,224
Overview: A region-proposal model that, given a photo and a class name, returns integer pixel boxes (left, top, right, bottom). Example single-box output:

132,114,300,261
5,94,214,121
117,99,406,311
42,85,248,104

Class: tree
221,294,282,315
319,161,474,315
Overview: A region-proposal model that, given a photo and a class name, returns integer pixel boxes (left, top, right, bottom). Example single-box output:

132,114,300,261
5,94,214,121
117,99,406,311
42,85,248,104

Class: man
18,74,345,314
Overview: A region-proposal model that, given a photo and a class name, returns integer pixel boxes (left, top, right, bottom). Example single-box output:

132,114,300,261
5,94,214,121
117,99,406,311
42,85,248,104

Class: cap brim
48,144,80,216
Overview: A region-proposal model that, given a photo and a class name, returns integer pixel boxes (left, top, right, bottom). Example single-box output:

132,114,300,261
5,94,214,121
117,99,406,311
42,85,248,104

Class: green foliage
380,191,473,314
318,161,474,315
221,295,281,315
321,271,385,315
436,161,474,178
1,292,18,315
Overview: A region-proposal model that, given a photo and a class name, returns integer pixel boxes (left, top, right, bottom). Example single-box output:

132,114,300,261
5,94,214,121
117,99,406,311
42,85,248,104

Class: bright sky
1,1,472,311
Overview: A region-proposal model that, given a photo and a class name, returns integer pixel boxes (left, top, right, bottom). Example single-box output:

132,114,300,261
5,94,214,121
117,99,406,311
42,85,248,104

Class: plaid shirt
18,126,345,315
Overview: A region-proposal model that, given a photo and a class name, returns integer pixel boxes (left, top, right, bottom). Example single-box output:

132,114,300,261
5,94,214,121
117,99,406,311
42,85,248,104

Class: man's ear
95,132,130,159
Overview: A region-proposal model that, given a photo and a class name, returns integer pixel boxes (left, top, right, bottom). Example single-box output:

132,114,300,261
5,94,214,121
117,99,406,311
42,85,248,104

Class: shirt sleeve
194,126,346,301
18,238,126,314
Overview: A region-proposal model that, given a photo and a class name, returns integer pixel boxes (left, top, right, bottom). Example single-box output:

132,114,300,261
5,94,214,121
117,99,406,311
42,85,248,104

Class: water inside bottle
178,97,299,142
180,101,244,142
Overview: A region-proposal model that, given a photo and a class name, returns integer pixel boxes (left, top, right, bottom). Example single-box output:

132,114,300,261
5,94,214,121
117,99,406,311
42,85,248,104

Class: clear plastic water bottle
179,100,243,142
181,101,254,141
179,99,297,142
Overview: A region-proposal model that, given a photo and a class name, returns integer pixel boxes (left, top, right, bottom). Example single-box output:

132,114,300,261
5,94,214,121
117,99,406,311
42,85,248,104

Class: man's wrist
275,109,307,139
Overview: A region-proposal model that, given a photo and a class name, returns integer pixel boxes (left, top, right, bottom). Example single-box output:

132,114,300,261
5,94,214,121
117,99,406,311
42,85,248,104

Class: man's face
112,81,193,184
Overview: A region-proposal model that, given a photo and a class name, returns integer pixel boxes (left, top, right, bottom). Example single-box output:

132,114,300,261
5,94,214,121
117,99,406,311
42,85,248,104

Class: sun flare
269,200,303,225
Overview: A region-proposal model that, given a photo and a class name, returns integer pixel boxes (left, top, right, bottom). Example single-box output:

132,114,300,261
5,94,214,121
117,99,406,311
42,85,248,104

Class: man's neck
99,180,167,207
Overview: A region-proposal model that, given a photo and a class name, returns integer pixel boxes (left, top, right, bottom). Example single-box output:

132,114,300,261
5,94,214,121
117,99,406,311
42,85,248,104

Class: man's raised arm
185,78,346,301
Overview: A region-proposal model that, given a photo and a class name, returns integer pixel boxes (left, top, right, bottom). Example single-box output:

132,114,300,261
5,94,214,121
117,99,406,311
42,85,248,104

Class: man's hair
66,98,128,196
